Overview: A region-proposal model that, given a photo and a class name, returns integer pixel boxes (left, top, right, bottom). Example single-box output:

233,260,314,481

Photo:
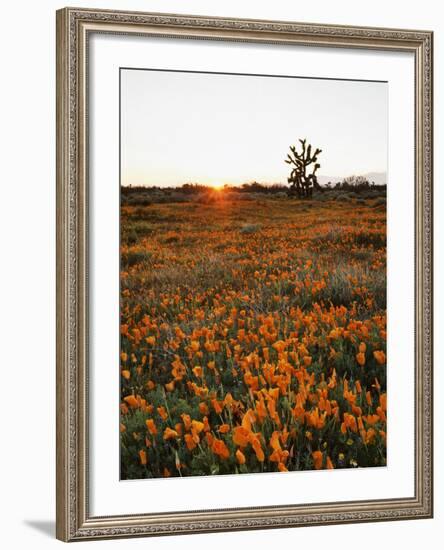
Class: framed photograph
56,7,433,542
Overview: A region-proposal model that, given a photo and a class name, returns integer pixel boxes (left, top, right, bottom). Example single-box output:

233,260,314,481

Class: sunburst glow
210,182,225,191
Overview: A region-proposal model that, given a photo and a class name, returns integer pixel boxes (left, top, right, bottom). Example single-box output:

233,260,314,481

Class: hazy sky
121,68,387,187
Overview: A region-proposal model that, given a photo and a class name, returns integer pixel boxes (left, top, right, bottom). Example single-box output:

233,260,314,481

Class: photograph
53,6,433,541
119,68,388,480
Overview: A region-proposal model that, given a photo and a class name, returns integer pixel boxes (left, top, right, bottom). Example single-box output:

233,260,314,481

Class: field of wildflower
120,192,387,479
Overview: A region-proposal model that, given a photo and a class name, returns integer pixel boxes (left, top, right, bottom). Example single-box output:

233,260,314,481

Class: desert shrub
161,235,180,244
123,230,138,245
131,221,154,237
372,197,387,208
273,191,288,200
354,230,386,249
168,192,188,203
123,194,152,207
240,223,262,234
121,249,152,267
313,192,334,202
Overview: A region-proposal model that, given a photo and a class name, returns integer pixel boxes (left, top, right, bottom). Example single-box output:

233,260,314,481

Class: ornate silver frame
56,7,433,542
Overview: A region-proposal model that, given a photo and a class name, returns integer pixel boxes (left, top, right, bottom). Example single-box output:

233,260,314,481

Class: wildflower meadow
120,189,387,479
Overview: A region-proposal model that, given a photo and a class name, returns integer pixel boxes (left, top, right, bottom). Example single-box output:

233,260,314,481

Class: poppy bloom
251,437,265,462
192,366,203,378
223,393,234,408
190,340,200,352
341,413,358,433
120,199,387,476
139,449,147,466
163,427,178,440
236,449,246,464
184,433,197,451
181,413,192,431
365,428,377,444
212,438,230,459
145,418,157,435
191,420,205,434
373,350,386,365
241,409,256,431
199,415,209,432
365,414,380,425
199,402,209,415
175,423,183,436
212,399,224,414
233,426,250,447
218,424,230,434
269,431,282,452
312,450,323,470
256,398,268,422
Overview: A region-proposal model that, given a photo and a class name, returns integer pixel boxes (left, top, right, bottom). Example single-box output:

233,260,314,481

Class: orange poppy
373,350,386,365
184,433,197,451
218,424,230,434
251,437,265,462
139,449,147,466
236,449,246,464
163,427,178,440
123,395,139,409
233,426,250,448
181,413,192,431
145,418,157,435
312,450,323,470
212,438,230,459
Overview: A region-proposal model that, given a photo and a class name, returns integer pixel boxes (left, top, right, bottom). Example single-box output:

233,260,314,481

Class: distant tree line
122,178,386,196
121,182,291,196
325,175,386,192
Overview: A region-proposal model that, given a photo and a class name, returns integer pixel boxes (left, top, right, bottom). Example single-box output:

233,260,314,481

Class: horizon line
121,171,388,188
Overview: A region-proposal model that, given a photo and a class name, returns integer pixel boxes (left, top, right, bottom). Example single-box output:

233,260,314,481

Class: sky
121,68,387,188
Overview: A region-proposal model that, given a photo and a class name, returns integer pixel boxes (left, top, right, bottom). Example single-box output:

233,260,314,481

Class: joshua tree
285,139,323,198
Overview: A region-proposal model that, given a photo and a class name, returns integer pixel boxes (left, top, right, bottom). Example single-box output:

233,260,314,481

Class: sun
210,182,224,191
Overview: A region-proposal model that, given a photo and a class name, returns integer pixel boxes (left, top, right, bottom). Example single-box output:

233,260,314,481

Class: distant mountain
317,172,387,187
